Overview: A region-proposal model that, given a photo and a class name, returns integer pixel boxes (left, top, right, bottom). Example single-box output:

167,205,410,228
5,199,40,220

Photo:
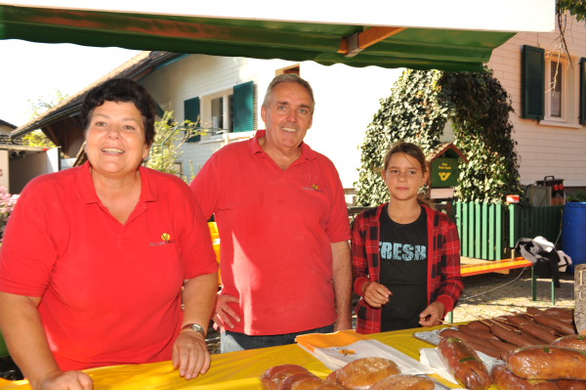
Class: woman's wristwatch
181,323,206,338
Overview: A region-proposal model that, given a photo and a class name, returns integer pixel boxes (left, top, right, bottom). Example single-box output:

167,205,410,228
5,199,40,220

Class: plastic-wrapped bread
552,334,586,350
438,337,491,390
369,374,435,390
491,363,558,390
505,346,586,380
331,357,401,390
260,364,311,390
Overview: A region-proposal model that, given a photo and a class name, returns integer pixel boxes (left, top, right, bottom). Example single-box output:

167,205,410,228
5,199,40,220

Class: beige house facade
487,14,586,193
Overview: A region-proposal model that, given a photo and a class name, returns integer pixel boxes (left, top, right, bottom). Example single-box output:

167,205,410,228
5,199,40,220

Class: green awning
0,3,519,72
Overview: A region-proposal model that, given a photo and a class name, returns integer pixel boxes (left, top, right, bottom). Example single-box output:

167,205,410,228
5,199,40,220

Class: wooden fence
453,202,564,261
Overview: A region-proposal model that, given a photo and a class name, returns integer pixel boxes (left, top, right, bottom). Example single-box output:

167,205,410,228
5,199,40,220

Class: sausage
543,308,574,319
505,345,586,380
441,329,503,352
506,315,532,328
533,314,576,336
527,307,545,315
519,323,559,344
552,334,586,350
465,321,492,332
438,337,491,390
458,324,499,340
487,338,519,353
468,340,506,360
490,322,541,347
491,363,558,390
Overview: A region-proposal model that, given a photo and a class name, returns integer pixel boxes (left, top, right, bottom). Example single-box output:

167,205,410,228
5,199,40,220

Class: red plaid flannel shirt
351,203,463,334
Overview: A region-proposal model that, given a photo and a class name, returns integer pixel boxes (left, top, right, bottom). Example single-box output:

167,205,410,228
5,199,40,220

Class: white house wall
141,55,403,188
487,15,586,189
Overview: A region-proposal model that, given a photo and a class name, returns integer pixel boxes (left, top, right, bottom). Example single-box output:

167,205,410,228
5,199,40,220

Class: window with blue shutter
522,45,545,120
184,97,201,142
232,81,255,132
580,58,586,125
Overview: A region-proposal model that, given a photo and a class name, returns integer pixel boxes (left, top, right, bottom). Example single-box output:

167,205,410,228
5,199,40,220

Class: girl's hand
362,281,392,308
419,301,445,327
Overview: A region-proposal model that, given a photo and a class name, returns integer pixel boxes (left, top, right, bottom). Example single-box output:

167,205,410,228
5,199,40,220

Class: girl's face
382,152,429,202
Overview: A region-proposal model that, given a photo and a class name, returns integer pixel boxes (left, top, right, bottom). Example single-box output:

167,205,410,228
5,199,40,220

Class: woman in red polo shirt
0,78,218,390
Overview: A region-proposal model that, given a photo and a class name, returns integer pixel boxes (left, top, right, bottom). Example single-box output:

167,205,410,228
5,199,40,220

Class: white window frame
543,54,580,127
201,88,234,135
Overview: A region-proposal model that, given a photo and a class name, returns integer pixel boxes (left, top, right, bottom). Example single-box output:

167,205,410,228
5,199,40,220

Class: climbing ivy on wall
355,68,521,206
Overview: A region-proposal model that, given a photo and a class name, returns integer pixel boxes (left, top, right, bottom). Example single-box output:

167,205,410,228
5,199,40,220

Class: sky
0,39,141,127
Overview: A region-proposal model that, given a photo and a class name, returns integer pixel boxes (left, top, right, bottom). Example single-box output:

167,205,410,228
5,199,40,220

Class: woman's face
84,100,150,179
383,152,429,202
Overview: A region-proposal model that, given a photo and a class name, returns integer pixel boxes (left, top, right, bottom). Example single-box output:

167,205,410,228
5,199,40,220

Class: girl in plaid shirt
351,142,463,334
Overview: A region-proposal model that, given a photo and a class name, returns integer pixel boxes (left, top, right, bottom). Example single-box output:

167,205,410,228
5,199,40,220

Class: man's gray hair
262,74,315,111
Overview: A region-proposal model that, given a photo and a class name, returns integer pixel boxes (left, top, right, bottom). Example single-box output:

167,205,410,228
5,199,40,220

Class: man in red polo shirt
190,74,352,352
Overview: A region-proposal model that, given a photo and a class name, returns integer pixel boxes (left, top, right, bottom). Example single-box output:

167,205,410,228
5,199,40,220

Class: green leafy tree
355,68,521,206
439,70,521,202
355,69,449,206
20,90,68,148
146,111,207,181
22,130,56,149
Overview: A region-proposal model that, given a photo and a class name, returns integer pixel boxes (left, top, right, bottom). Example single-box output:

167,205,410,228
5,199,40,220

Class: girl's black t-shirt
379,204,428,331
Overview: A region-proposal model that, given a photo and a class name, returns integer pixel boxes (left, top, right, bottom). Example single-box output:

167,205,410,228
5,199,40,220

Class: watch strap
181,322,206,338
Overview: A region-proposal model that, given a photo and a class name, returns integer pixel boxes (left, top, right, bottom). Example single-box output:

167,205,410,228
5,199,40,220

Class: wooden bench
448,256,556,322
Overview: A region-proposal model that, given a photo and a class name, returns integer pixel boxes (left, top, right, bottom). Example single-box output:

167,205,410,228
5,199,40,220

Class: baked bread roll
332,357,401,390
260,364,311,390
505,346,586,380
314,383,351,389
491,363,558,390
552,335,586,350
369,374,435,390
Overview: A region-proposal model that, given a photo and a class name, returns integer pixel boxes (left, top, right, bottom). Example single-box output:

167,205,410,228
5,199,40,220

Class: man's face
261,82,314,152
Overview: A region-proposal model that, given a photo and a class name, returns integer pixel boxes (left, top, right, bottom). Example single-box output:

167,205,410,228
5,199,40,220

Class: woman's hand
419,301,445,327
35,370,93,390
172,331,210,380
362,281,392,308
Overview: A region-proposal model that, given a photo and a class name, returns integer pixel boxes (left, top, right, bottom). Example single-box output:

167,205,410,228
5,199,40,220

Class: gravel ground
205,266,576,354
451,266,575,323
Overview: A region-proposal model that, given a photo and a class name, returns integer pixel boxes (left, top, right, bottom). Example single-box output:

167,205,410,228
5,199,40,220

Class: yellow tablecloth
0,326,451,390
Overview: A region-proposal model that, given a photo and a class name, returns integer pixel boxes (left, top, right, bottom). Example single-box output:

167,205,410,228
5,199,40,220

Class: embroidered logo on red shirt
302,183,323,193
150,231,176,247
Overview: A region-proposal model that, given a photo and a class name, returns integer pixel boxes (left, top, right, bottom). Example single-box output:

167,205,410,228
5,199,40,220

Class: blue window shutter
580,58,586,125
522,45,545,120
233,81,255,132
184,97,200,142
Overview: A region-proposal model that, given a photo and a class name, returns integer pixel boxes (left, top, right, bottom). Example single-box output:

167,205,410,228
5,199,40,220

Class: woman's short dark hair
81,78,156,146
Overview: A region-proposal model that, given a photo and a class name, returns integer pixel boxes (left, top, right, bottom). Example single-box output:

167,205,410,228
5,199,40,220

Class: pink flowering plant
0,186,18,236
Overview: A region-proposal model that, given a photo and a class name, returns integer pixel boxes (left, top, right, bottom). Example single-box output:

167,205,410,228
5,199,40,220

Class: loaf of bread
260,364,311,390
552,335,586,350
331,357,401,390
280,372,325,390
491,363,558,390
505,346,586,380
438,337,491,390
369,374,435,390
314,383,351,390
